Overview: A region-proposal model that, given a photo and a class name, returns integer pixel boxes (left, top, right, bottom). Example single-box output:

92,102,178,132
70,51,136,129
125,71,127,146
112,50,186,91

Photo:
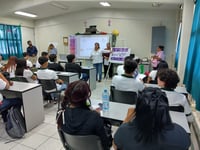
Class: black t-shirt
114,120,191,150
65,63,81,78
61,107,109,150
48,63,64,71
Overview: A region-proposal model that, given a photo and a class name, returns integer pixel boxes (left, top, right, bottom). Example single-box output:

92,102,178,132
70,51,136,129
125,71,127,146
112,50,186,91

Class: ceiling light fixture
14,11,37,18
100,2,111,7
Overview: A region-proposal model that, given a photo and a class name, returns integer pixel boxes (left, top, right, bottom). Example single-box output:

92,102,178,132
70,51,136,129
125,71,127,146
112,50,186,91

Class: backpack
5,106,26,138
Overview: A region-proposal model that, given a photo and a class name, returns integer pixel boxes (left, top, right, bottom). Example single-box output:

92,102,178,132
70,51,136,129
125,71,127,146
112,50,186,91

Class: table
91,100,190,133
81,66,96,90
56,71,79,84
1,81,44,132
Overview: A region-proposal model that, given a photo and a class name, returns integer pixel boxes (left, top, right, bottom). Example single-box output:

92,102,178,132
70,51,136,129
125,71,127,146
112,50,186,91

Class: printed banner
109,47,130,64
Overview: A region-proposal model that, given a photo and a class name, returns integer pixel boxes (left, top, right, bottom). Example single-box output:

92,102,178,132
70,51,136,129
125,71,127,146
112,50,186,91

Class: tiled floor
0,79,112,150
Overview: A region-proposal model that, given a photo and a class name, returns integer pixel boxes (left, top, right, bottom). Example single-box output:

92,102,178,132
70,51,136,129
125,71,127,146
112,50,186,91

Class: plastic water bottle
102,89,109,111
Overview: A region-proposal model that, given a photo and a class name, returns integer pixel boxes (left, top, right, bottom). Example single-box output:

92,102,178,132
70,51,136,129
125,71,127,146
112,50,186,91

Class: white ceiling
0,0,184,20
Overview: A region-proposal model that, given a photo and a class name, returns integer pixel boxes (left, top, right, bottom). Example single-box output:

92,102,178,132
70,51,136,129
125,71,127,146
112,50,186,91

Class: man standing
26,40,38,65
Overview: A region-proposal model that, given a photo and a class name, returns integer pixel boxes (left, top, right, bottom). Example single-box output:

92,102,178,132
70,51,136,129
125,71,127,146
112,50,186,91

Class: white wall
35,8,179,67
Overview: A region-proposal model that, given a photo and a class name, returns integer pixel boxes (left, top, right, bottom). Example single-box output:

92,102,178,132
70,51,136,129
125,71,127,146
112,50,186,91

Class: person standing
151,45,165,69
48,43,57,55
90,42,103,82
26,40,38,65
103,42,113,78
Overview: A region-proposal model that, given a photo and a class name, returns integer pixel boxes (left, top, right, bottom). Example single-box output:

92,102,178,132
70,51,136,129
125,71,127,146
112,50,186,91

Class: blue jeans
93,63,102,81
51,83,67,100
0,98,22,122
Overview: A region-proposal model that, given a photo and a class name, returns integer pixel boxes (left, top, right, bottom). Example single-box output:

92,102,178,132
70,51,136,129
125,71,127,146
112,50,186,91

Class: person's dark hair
66,54,75,63
157,60,168,70
123,58,137,74
41,51,48,57
49,54,57,62
15,58,27,76
23,52,28,57
95,42,100,49
62,80,91,109
158,45,164,51
38,56,48,65
157,69,180,89
27,40,31,44
149,60,169,84
135,87,172,143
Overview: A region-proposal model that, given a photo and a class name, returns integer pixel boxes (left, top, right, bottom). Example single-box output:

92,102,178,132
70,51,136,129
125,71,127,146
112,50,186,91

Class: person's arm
35,46,38,56
0,73,11,88
95,115,110,150
123,107,136,123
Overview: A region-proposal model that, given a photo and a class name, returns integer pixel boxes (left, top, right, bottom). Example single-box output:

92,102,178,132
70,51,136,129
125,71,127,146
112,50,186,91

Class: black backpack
5,106,26,138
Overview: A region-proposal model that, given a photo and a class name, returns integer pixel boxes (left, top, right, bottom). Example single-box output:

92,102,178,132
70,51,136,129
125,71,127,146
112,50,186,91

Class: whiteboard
75,35,110,59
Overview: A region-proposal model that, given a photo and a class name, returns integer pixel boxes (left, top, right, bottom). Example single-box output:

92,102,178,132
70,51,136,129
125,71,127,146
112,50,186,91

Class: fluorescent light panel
14,11,37,18
100,2,111,7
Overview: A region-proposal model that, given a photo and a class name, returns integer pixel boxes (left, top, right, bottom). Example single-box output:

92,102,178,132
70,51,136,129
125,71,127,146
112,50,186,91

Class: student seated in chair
112,56,144,93
66,54,88,81
37,56,67,100
157,68,193,123
146,60,168,84
35,51,49,69
48,54,64,71
15,58,38,83
0,73,22,122
60,80,110,150
113,87,191,150
23,52,33,68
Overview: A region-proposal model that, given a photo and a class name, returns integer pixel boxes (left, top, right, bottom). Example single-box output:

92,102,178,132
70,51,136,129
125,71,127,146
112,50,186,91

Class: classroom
0,0,199,149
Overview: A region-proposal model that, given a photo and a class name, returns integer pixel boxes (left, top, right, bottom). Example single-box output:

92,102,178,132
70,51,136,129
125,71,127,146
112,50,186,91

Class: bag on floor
5,106,26,138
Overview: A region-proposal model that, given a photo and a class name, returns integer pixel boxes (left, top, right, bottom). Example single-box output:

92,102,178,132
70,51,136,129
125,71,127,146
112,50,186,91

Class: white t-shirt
35,60,41,68
149,70,157,80
0,79,6,101
112,75,144,93
23,69,38,83
91,49,103,64
37,69,58,80
116,65,124,75
163,90,193,123
26,60,33,68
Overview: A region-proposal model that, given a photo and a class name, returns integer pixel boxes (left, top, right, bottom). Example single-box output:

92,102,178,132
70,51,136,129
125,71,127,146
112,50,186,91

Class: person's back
112,75,144,93
48,54,64,71
114,87,191,150
114,121,190,150
15,58,37,83
65,54,81,78
112,57,144,93
61,81,110,150
37,56,58,80
157,69,193,123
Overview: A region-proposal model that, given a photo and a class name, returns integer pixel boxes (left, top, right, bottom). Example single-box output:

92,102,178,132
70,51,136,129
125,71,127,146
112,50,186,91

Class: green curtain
0,24,23,60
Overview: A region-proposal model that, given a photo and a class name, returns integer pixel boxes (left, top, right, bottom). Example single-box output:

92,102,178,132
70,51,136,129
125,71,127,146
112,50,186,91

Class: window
0,24,23,60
